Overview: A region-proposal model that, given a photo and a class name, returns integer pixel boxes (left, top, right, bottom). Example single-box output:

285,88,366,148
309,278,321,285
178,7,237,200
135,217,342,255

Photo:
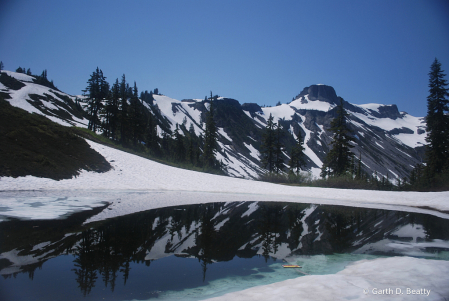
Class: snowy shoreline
203,256,449,301
1,139,449,222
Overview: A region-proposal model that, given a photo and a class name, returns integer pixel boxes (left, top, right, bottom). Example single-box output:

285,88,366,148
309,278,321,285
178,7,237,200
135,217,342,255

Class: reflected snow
1,200,449,300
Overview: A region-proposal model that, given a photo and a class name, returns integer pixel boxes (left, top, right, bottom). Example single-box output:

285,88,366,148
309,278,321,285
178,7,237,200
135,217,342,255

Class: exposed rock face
241,103,263,116
296,85,339,104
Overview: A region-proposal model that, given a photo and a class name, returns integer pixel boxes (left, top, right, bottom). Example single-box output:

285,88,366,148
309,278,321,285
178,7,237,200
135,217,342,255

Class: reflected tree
257,204,282,262
195,204,217,282
72,229,99,296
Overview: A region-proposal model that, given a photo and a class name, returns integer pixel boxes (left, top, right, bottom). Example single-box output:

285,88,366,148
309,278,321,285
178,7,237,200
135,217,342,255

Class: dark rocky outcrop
241,102,263,117
387,127,414,135
295,85,339,104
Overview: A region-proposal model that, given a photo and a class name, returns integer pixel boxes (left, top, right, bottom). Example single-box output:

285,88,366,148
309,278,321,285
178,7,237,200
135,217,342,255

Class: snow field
204,257,449,301
352,104,426,148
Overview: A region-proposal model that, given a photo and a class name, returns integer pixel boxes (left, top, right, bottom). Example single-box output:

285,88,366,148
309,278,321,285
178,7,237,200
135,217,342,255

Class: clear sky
1,0,448,117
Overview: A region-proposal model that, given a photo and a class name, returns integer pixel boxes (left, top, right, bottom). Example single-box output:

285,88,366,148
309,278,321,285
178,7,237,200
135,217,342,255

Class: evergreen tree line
259,113,307,182
11,64,58,90
83,68,222,173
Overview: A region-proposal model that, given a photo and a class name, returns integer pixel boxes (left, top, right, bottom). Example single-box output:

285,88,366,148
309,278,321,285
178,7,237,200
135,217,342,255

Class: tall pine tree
425,58,449,175
119,74,130,145
289,129,306,175
84,67,109,132
202,92,219,169
186,123,198,165
260,114,276,173
107,78,120,140
173,124,185,162
129,81,145,146
145,109,159,155
274,121,285,173
321,97,355,177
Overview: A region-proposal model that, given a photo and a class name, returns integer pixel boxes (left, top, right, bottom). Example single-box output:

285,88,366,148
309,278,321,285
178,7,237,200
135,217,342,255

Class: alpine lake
1,197,449,301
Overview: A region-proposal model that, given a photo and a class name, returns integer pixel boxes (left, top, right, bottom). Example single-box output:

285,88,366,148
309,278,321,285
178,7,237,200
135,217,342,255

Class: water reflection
1,201,449,299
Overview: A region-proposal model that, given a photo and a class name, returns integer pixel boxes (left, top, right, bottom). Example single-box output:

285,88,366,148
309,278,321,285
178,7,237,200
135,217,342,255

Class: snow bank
204,257,449,301
1,139,449,223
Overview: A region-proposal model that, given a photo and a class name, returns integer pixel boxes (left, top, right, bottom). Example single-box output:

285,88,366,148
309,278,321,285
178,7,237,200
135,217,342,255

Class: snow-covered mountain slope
150,95,264,178
1,69,427,181
149,84,426,180
247,85,426,179
0,71,88,127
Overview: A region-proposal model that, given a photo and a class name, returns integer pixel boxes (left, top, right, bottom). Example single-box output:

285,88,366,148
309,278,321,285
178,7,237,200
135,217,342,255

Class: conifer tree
425,58,449,176
129,81,145,146
187,123,197,165
321,97,355,177
289,129,306,175
274,121,285,173
107,78,120,140
161,131,171,157
0,61,3,71
145,110,159,155
410,163,424,187
119,74,130,145
260,114,276,173
84,67,109,132
173,124,185,162
202,93,218,169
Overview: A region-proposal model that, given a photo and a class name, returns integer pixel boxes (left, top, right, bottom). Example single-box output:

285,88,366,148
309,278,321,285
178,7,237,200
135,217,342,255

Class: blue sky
1,0,448,117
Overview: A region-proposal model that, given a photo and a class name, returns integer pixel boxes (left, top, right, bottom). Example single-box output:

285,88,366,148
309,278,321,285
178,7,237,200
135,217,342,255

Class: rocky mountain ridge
0,70,427,181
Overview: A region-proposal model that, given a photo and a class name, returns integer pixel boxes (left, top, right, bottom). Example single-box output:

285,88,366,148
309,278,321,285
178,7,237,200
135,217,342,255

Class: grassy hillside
0,96,111,180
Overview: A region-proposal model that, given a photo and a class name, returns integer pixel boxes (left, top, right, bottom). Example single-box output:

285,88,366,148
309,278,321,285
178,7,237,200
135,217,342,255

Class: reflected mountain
1,201,449,297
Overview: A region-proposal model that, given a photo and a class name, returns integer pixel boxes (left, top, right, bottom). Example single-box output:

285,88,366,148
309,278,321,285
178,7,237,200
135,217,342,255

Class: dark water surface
1,201,449,300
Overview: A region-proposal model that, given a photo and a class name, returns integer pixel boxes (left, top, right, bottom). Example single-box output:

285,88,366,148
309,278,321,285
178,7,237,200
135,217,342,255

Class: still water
1,201,448,300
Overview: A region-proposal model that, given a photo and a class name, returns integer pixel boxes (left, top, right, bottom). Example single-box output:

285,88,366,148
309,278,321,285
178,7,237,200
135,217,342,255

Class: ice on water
0,195,106,221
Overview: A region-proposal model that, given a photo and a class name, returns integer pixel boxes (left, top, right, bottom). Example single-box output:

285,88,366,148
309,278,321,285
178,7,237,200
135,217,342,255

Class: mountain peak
295,84,339,105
